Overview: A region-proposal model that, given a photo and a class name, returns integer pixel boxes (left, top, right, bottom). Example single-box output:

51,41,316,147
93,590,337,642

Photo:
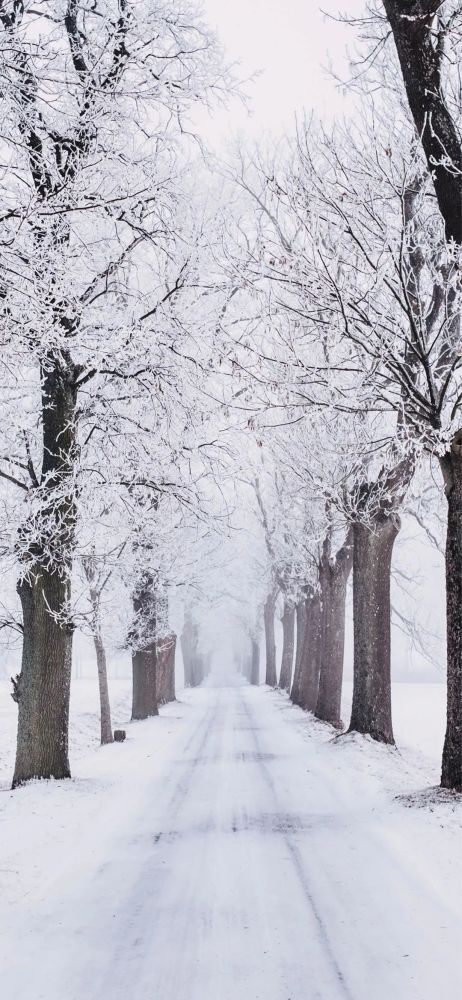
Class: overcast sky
199,0,365,144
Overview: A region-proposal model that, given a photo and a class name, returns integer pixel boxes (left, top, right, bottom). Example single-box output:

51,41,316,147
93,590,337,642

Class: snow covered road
1,673,461,1000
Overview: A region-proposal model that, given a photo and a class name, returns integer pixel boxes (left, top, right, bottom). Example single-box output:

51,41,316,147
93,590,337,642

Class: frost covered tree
81,551,117,745
377,0,462,788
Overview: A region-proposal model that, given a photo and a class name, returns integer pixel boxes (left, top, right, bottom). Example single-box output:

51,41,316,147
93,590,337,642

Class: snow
342,680,447,769
0,673,460,1000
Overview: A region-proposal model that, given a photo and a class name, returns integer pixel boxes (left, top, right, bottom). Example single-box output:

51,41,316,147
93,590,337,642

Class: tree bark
383,0,462,246
250,637,260,685
13,570,73,786
93,630,113,745
13,361,78,787
131,646,157,720
264,587,278,687
315,531,353,727
156,634,176,705
290,597,307,704
295,591,322,712
348,515,398,744
131,577,158,721
278,601,295,692
440,438,462,790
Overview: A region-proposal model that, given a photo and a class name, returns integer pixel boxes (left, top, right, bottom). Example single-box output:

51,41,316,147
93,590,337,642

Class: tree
291,596,308,705
155,589,177,706
181,604,205,687
250,632,261,685
362,5,462,779
294,587,323,713
130,573,159,721
82,553,115,745
279,601,295,693
315,526,353,728
263,582,279,686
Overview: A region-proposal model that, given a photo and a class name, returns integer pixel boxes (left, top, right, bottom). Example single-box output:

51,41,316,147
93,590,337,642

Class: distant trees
181,605,206,688
257,430,354,729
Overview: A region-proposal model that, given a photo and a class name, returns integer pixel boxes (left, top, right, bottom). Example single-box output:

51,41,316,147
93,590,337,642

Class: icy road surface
1,673,461,1000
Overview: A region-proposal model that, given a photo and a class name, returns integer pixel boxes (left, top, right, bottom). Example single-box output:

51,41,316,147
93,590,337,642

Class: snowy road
2,674,461,1000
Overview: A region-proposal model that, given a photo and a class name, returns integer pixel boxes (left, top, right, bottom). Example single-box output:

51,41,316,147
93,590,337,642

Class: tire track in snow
238,688,354,1000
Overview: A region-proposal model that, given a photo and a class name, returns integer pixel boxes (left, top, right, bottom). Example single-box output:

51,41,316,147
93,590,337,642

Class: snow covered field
0,673,460,1000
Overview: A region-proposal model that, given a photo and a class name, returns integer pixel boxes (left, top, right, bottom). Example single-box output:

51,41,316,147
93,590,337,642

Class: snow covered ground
0,673,460,1000
342,680,447,768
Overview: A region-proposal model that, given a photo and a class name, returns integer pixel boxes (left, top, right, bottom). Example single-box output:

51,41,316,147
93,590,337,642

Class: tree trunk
295,591,322,712
181,611,203,687
131,646,157,720
180,620,193,687
440,440,462,790
348,514,398,744
131,577,158,721
278,601,295,692
83,560,113,747
13,360,78,787
166,638,176,701
93,630,113,744
315,531,353,727
290,597,307,704
13,570,73,787
383,0,462,246
264,587,278,687
156,634,176,705
250,637,260,685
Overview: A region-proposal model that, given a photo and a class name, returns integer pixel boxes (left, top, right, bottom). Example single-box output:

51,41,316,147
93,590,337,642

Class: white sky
198,0,365,144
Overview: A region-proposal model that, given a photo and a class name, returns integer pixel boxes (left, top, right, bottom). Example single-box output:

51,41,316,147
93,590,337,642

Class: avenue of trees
0,1,460,791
